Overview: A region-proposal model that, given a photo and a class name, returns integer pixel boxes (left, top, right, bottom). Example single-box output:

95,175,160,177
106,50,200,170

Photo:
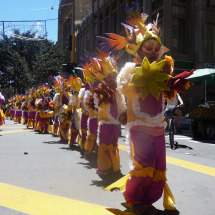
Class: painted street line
0,182,112,215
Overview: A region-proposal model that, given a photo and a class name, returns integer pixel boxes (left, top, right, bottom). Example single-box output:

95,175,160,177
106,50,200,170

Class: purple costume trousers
97,123,120,172
85,117,98,154
125,129,166,205
80,113,88,150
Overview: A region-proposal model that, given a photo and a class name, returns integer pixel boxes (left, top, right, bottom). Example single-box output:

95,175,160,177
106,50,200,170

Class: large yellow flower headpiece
131,57,171,100
97,2,169,57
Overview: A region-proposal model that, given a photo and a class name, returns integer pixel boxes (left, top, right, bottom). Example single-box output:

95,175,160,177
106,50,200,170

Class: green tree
0,30,64,94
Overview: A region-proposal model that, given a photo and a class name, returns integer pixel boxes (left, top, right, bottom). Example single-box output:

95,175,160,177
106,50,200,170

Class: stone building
59,0,215,113
58,0,92,63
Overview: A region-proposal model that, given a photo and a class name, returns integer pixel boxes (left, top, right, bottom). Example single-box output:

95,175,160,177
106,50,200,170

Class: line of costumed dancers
1,3,195,215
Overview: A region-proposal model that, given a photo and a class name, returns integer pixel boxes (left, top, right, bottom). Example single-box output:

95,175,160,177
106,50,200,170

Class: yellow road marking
118,144,215,177
2,126,26,128
0,182,111,215
166,157,215,177
0,129,31,134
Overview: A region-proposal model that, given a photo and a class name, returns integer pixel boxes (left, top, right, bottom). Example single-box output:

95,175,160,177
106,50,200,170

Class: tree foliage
0,30,64,94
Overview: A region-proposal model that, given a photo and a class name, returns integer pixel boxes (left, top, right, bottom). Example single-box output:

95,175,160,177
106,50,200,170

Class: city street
0,119,215,215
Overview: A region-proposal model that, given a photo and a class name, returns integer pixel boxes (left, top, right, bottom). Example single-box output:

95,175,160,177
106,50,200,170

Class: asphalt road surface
0,119,214,215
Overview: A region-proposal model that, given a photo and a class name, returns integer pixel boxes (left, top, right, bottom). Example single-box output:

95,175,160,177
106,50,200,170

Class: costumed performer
10,97,15,120
21,95,30,124
51,81,61,136
92,44,126,176
27,89,37,128
67,75,83,147
5,99,11,118
98,3,194,214
76,52,99,158
36,84,53,133
34,88,43,131
14,95,23,123
0,92,5,126
51,75,72,141
78,82,90,155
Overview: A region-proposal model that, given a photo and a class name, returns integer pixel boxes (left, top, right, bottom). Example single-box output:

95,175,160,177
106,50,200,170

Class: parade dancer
98,3,194,214
10,97,15,120
51,87,60,136
27,89,37,128
78,85,89,155
92,45,126,176
36,85,53,133
14,95,22,123
51,75,72,141
35,88,43,131
5,99,11,118
0,92,5,126
76,53,99,158
21,95,29,125
67,76,83,147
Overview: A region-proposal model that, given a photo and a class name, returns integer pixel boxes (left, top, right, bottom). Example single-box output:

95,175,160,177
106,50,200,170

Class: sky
0,0,59,42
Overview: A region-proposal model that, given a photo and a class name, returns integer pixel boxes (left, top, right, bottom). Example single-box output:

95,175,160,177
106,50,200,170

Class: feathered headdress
67,75,83,92
75,51,95,84
42,84,51,95
50,75,68,93
90,44,123,80
97,2,168,58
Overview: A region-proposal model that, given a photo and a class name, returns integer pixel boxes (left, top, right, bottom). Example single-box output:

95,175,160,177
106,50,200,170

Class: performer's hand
162,62,171,75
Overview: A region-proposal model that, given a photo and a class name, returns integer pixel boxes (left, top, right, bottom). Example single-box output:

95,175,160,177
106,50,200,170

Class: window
112,12,117,33
95,22,97,35
152,0,164,11
205,23,215,57
120,5,126,32
206,0,215,7
100,22,103,36
172,18,186,54
105,8,109,17
112,1,117,11
173,6,186,15
159,21,164,44
105,17,109,33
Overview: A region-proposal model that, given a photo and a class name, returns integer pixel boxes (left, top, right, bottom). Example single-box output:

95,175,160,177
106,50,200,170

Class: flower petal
140,85,149,99
141,57,150,70
157,59,166,71
147,80,160,100
148,61,158,74
131,73,147,86
135,67,143,76
157,81,170,91
154,73,172,81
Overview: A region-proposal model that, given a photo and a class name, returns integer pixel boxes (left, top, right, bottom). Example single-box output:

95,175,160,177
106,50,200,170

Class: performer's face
138,39,160,63
104,72,117,90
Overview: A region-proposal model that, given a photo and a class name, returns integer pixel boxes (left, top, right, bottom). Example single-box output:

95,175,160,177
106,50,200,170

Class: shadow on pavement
90,171,125,189
77,158,98,169
43,140,68,144
165,142,193,150
106,208,180,215
59,144,82,152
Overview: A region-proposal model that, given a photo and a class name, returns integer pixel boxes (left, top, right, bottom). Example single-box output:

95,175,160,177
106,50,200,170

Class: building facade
59,0,215,113
58,0,92,63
